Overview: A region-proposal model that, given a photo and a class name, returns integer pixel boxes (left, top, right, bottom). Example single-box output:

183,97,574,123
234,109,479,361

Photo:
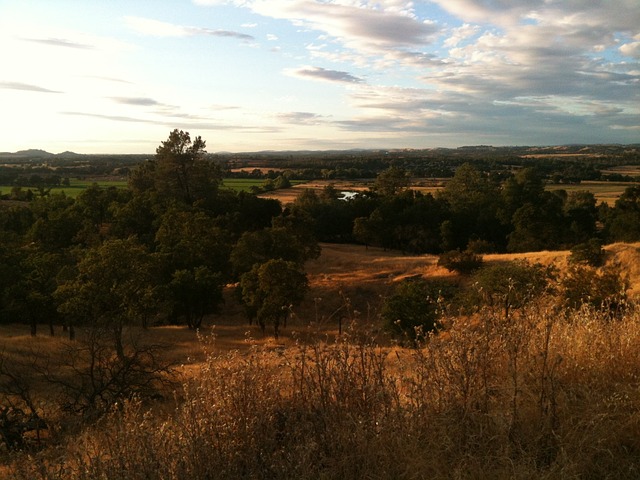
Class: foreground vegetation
7,299,640,479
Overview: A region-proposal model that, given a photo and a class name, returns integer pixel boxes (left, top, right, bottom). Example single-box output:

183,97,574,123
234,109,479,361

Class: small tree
470,260,556,319
239,259,308,338
381,278,454,343
167,267,223,329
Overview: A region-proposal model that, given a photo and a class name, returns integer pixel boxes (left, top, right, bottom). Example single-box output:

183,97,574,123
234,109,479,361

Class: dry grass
4,242,640,478
9,301,640,479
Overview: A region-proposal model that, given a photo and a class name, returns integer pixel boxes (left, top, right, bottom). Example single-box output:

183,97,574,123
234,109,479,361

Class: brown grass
4,242,640,478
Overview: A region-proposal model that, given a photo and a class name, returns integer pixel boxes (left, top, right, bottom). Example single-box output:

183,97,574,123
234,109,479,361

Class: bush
438,249,483,274
569,238,605,266
561,263,629,314
381,278,455,341
468,260,556,318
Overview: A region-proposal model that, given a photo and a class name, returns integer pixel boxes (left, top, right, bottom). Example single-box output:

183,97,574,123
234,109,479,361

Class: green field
0,178,309,198
0,179,129,198
221,178,307,192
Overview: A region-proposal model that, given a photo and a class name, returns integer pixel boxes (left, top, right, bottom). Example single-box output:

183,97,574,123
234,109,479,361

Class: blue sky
1,0,638,153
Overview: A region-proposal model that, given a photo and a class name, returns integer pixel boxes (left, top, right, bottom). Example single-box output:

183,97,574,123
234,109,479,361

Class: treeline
0,130,318,339
287,164,640,253
1,133,640,339
220,144,640,182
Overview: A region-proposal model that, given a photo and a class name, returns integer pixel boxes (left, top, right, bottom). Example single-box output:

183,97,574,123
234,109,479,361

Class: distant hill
0,149,56,158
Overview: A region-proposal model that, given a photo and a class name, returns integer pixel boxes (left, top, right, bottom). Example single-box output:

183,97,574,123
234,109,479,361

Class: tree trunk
114,325,125,360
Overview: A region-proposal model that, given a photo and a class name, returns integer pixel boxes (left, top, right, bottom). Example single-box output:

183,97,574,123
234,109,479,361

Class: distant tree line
287,164,640,254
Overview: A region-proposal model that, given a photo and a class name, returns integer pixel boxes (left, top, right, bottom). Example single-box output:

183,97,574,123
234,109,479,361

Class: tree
569,238,605,267
167,267,223,329
14,248,65,336
133,130,222,207
230,226,319,277
154,208,231,278
28,193,84,251
560,263,628,314
469,261,556,319
154,208,231,326
438,163,503,251
438,249,483,275
602,186,640,242
373,166,410,196
55,237,157,358
563,190,598,244
506,192,565,252
239,259,309,338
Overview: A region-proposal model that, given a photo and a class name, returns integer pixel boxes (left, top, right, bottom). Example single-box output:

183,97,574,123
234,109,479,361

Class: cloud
125,16,254,41
275,111,326,125
110,97,160,106
62,112,151,123
620,41,640,59
197,1,441,64
23,37,94,49
286,66,364,83
0,81,62,93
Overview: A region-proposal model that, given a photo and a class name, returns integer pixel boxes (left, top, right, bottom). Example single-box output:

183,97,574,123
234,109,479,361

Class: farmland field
221,178,307,192
546,180,638,205
0,178,128,198
259,178,639,206
0,178,309,197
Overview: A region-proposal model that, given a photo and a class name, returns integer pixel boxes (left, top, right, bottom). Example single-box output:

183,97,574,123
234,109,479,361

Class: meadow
0,178,308,197
4,242,640,478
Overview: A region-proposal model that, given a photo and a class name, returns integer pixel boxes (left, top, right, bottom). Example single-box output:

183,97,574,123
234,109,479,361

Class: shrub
561,263,629,314
468,260,556,318
381,278,455,341
569,238,605,266
438,249,483,274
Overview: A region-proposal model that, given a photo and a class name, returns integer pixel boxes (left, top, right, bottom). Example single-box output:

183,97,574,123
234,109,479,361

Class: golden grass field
3,241,639,365
4,241,640,478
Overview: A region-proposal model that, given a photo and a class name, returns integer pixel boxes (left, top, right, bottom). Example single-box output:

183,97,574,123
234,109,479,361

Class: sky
1,0,639,154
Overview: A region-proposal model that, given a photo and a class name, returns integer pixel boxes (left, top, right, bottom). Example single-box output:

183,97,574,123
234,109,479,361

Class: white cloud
285,66,364,83
620,41,640,59
124,16,254,41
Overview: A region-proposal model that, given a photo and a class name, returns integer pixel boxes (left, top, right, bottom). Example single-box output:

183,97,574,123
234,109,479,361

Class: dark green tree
167,266,223,329
230,226,319,277
373,166,410,196
569,238,605,267
438,163,503,251
154,129,221,206
602,186,640,242
561,263,628,313
382,278,454,342
239,259,309,338
469,261,556,319
55,237,157,358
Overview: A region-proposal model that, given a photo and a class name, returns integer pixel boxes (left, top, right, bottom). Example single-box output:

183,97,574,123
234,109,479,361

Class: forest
1,132,640,478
